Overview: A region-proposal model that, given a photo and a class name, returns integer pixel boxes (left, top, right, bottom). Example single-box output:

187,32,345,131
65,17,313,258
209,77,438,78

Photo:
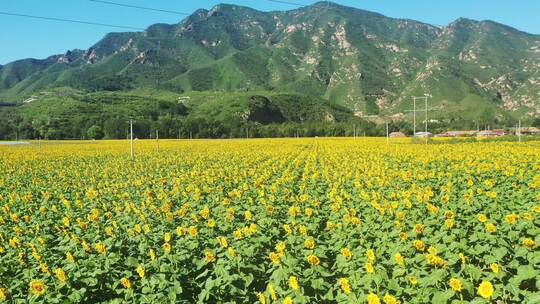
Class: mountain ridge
4,2,538,66
1,1,539,140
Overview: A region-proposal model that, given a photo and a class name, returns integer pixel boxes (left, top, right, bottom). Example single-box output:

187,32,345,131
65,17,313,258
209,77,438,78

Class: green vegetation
1,2,539,139
1,89,381,140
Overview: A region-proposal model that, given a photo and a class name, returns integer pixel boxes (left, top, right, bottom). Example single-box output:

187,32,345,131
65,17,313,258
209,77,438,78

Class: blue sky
1,0,539,64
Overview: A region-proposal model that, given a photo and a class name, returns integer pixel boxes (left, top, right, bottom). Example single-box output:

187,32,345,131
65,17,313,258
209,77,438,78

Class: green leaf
126,257,139,267
526,293,540,304
424,269,447,286
387,279,401,292
432,290,455,304
168,288,177,302
311,278,325,290
464,265,482,281
492,247,507,260
517,265,537,282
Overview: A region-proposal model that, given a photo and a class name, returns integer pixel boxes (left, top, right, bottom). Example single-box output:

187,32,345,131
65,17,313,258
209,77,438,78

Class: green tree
87,125,104,140
104,118,126,139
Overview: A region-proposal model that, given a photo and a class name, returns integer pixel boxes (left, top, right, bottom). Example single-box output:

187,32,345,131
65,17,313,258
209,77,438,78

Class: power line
0,3,445,34
267,0,309,7
0,11,144,30
88,0,190,16
405,95,439,143
267,0,337,12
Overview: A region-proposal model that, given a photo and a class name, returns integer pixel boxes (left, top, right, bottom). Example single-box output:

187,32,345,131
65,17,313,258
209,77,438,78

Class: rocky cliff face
1,2,539,118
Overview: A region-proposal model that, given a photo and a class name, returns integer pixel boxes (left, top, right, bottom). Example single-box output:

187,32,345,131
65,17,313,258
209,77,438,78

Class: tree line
1,107,538,140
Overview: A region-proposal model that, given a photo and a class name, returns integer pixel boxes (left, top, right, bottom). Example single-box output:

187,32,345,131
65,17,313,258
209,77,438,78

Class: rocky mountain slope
1,2,539,121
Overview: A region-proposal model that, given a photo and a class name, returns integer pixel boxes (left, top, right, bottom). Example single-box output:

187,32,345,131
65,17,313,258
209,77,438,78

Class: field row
0,139,539,303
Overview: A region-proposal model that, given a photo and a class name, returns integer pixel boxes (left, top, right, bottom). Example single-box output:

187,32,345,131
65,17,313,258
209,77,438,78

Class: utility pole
353,124,356,138
130,119,134,161
156,129,160,152
425,98,428,133
386,120,389,144
405,96,436,142
156,40,161,86
413,97,416,135
405,97,424,136
518,119,522,143
424,97,428,144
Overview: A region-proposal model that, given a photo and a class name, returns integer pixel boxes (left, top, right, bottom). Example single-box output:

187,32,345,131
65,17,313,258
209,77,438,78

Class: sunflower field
0,138,539,303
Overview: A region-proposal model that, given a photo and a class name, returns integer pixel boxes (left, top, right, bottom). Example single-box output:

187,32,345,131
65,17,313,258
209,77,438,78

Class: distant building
414,131,432,138
389,132,406,138
435,130,477,137
519,127,540,135
477,129,505,137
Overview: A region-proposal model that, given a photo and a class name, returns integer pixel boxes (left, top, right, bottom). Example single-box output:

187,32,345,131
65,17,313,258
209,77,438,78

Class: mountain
1,2,539,139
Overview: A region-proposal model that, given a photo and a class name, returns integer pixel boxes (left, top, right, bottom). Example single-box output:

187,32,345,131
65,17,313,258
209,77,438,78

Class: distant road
0,141,30,145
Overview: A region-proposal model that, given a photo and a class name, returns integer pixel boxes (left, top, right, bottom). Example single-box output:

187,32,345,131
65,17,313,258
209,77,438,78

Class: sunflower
54,268,67,282
365,262,375,273
413,224,424,234
267,283,277,301
449,278,462,291
477,281,494,299
269,252,281,264
485,223,496,233
256,292,266,304
477,214,487,223
95,242,106,255
120,278,131,289
394,253,404,266
29,280,46,296
136,265,145,278
413,240,425,251
490,263,500,273
340,248,352,260
338,278,352,294
383,293,398,304
275,242,286,254
204,250,216,263
307,254,320,266
366,249,376,261
163,242,171,253
522,238,535,248
367,293,380,304
289,276,299,290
